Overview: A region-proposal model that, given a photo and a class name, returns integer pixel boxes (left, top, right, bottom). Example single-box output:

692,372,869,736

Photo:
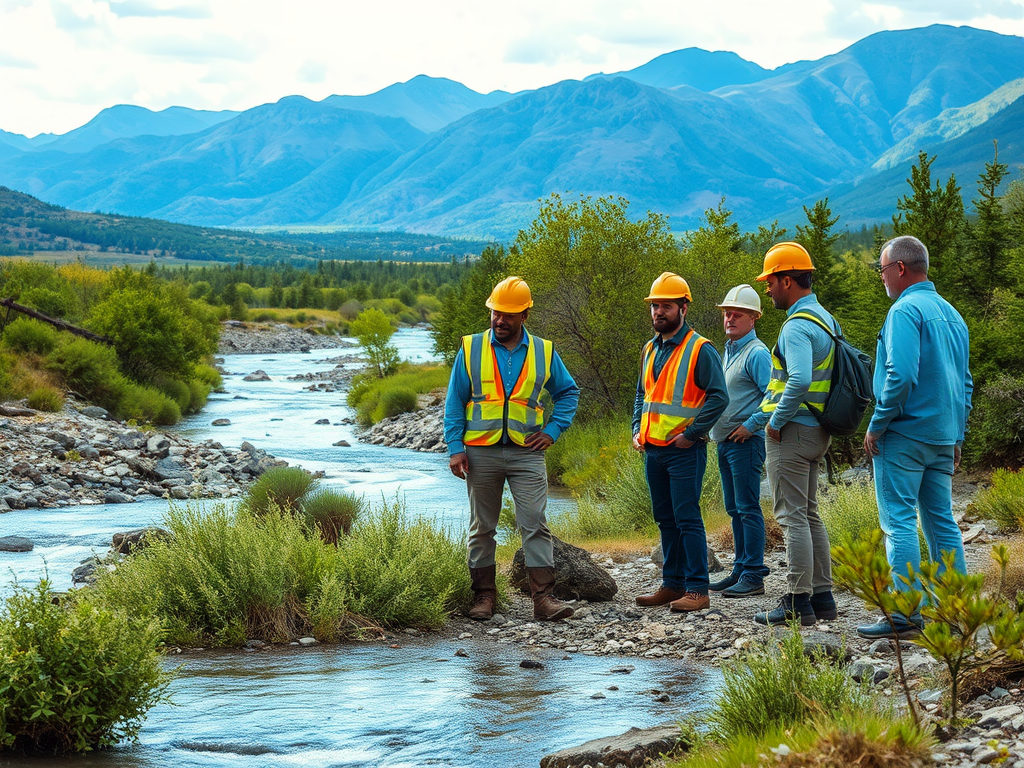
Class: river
0,328,719,768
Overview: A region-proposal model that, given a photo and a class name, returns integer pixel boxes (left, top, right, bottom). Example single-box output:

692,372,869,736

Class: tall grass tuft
346,363,448,426
2,317,60,355
302,489,365,544
819,481,882,546
972,469,1024,532
91,501,470,645
244,466,320,514
27,384,64,412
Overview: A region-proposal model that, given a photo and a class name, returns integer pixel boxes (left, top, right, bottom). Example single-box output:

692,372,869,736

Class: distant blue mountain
0,24,1021,236
587,47,771,91
323,75,513,132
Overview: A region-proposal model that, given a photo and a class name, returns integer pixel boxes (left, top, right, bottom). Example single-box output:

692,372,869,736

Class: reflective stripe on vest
759,311,835,416
462,330,553,447
639,329,709,446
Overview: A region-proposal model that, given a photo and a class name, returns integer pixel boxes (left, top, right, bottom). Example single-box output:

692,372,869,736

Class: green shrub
46,337,126,410
0,581,168,754
373,386,418,421
0,351,16,399
186,378,212,412
193,363,223,391
91,501,471,645
243,467,319,514
819,481,882,545
27,385,64,412
2,318,60,355
972,469,1024,532
301,489,364,544
545,418,632,492
119,383,181,426
21,286,75,319
709,624,868,741
153,376,191,412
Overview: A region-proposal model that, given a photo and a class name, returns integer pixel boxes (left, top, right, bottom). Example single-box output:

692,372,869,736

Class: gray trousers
766,422,832,595
465,443,554,569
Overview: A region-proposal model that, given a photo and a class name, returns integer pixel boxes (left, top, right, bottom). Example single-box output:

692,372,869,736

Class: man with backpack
747,242,840,627
857,235,973,640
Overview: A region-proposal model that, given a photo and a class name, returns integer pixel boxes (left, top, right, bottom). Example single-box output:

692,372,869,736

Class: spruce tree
796,198,839,305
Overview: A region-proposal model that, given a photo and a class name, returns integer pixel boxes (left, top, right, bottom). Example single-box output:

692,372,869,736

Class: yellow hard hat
486,276,533,313
756,242,815,281
645,272,692,302
717,284,762,316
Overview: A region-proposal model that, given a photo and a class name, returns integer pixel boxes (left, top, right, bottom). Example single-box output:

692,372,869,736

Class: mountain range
0,24,1021,239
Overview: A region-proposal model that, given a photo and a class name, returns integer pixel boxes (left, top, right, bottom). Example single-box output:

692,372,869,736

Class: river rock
147,434,171,456
0,536,33,552
800,631,850,662
0,498,10,513
244,370,272,382
509,536,618,601
333,440,351,447
112,527,172,554
0,404,36,416
651,543,724,573
315,418,330,425
80,406,111,420
540,724,686,768
103,490,135,504
212,419,231,426
154,456,194,483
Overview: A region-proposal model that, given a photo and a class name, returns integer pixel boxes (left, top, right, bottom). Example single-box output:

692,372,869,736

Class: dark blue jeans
645,442,709,593
717,435,769,581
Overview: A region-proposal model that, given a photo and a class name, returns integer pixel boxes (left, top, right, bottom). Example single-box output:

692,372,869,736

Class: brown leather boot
635,587,685,607
527,567,574,621
467,565,497,620
669,591,710,612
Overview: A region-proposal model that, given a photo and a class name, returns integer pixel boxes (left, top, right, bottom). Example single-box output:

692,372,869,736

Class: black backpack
788,312,873,436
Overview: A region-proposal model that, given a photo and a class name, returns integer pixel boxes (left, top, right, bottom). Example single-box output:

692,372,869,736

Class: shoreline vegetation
2,146,1024,763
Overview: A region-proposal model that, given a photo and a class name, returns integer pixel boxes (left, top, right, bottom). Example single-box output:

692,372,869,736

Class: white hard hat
717,284,762,316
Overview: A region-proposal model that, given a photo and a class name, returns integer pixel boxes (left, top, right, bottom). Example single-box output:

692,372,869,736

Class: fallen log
0,297,114,346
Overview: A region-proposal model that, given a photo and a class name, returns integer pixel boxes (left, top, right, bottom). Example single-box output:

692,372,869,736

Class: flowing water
0,328,719,768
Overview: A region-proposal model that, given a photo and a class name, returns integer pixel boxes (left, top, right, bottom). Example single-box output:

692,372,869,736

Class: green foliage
0,351,14,399
193,363,223,391
0,581,168,754
818,481,882,547
350,308,400,378
91,501,471,645
46,338,126,411
27,385,64,412
153,376,191,413
346,364,448,426
796,198,841,305
302,490,365,544
972,469,1024,531
964,144,1012,310
244,467,320,514
2,317,60,355
508,194,680,416
118,383,181,426
546,418,633,492
708,624,869,741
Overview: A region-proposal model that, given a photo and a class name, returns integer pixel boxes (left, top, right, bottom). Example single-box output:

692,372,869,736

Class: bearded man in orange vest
633,273,729,612
444,276,580,622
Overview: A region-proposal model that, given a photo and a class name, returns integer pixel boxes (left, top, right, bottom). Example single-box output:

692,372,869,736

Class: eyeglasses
874,260,902,276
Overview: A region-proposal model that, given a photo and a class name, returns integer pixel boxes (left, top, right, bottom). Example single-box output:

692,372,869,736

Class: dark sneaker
856,614,923,639
809,591,838,621
721,577,765,598
754,594,815,627
709,573,740,592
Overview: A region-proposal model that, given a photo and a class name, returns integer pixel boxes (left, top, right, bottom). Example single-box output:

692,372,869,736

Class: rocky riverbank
0,400,284,512
218,319,355,355
361,401,446,452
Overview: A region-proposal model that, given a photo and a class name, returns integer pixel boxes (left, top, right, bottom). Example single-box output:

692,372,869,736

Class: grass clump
347,363,448,426
0,581,169,754
244,466,319,514
819,480,882,545
243,466,364,545
302,489,363,544
91,500,471,646
972,469,1024,532
26,385,64,412
2,317,60,355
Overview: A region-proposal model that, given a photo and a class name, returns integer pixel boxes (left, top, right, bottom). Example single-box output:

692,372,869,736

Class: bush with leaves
2,317,60,356
0,581,168,754
350,308,400,378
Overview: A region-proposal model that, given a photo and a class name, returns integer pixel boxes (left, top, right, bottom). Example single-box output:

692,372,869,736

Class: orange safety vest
638,328,709,446
461,330,553,447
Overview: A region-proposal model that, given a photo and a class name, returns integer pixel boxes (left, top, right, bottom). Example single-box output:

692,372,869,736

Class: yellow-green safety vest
461,330,553,446
759,311,835,418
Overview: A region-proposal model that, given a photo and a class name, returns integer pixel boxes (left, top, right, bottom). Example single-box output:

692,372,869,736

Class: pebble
298,637,317,646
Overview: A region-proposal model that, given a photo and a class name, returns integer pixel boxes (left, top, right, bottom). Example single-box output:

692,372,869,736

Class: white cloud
0,0,1021,137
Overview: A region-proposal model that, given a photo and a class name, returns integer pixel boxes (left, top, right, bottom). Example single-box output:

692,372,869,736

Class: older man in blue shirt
858,235,973,639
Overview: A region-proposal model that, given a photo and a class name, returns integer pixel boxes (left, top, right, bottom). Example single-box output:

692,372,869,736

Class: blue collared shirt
867,281,972,445
709,329,771,442
444,329,580,455
747,293,839,432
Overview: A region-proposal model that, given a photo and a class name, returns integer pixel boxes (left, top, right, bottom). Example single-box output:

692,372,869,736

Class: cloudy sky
1,0,1022,137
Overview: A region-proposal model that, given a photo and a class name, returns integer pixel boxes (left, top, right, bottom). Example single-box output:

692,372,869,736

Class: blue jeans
645,442,709,593
717,436,769,581
873,432,966,590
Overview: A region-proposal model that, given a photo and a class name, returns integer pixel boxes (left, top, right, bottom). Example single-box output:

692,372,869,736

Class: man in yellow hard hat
709,285,772,598
748,242,840,627
633,272,729,613
444,276,580,622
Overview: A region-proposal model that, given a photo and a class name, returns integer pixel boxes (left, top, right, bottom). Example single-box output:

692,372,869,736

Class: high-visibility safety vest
759,310,835,418
638,328,709,447
461,330,553,447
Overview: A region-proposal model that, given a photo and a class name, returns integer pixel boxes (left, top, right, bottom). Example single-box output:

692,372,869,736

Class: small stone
609,665,635,674
211,419,231,426
977,705,1023,728
332,440,351,447
298,637,317,646
244,639,266,649
520,660,544,669
403,628,419,636
991,687,1012,699
455,649,469,658
103,490,134,504
607,685,619,691
458,632,473,640
243,370,272,382
972,745,1001,764
591,692,606,699
654,694,670,703
490,614,506,624
315,418,330,425
917,689,943,704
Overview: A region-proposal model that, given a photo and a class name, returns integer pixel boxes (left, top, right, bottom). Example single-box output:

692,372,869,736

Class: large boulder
509,536,618,601
651,543,725,573
541,724,686,768
153,456,194,483
0,536,33,552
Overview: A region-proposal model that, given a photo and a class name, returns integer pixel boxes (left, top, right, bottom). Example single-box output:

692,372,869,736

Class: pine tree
796,198,839,305
964,142,1012,309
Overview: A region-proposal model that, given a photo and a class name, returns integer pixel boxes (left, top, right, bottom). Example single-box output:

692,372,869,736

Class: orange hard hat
486,276,533,313
645,272,692,302
756,242,815,281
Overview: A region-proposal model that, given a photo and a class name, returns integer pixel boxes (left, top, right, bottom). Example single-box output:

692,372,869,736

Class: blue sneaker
754,594,815,627
709,572,741,592
856,614,923,639
721,577,765,598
